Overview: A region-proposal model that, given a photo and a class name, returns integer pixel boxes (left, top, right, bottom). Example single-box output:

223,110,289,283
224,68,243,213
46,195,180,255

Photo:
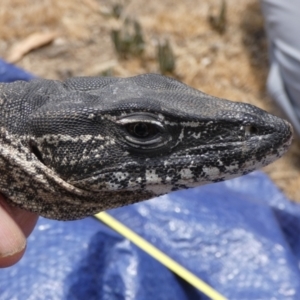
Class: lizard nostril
245,125,258,136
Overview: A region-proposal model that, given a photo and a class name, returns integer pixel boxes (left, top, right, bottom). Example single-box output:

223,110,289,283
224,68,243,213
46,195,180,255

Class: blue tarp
0,59,35,82
1,59,300,300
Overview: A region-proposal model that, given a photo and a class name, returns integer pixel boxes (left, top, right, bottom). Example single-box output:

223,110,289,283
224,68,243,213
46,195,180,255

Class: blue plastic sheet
1,59,300,300
0,59,34,82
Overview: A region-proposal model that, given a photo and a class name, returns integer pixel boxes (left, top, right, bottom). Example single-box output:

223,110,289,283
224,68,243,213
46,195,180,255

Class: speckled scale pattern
0,74,293,220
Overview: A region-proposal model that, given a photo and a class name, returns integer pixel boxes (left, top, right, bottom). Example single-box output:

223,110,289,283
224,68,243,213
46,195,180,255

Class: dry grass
1,0,300,201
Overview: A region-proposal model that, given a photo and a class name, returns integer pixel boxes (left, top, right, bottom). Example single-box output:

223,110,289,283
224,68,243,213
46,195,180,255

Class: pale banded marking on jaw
225,163,239,172
114,171,130,182
179,168,193,180
178,129,185,142
217,159,223,166
145,183,174,195
202,167,221,178
163,120,206,127
181,121,212,128
104,171,132,191
191,132,201,139
35,134,106,144
132,144,288,195
145,169,163,185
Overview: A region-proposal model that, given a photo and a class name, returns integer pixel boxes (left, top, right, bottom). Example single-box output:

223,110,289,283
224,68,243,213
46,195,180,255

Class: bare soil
1,0,300,201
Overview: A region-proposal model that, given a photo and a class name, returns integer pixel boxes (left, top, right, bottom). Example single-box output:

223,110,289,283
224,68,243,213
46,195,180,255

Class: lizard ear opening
29,142,45,164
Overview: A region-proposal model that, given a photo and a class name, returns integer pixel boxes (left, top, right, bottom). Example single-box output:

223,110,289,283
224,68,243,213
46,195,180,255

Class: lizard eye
117,113,168,148
126,122,160,139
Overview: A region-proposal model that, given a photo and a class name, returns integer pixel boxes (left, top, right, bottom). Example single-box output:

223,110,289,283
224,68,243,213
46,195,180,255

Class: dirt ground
1,0,300,201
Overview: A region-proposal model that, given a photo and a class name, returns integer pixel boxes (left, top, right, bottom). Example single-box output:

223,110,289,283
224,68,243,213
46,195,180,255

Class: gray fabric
261,0,300,136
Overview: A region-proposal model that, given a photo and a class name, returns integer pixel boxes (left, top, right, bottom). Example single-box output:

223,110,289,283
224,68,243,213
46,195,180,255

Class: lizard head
28,74,293,197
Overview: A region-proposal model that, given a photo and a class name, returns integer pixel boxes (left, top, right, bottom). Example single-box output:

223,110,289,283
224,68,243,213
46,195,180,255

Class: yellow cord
95,212,227,300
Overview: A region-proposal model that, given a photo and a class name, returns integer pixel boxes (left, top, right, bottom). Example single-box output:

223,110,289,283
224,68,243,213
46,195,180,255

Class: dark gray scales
0,74,293,220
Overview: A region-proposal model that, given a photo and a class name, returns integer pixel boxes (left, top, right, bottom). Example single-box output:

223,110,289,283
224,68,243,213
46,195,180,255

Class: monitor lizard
0,74,293,220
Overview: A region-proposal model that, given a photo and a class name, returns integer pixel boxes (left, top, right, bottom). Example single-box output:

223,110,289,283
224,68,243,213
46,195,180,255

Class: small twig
208,0,227,35
157,39,176,75
7,32,57,63
111,18,145,59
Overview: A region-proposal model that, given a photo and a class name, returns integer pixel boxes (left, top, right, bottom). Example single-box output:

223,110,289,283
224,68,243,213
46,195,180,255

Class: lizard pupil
127,122,158,138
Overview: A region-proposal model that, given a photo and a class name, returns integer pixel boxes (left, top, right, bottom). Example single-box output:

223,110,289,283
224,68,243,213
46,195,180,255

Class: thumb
0,195,38,267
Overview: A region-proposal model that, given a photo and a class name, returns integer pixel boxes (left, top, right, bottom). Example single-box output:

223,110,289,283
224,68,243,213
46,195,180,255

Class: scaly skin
0,74,293,220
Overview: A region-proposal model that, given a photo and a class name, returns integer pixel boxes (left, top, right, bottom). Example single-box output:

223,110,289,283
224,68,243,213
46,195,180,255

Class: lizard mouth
70,118,293,193
174,129,292,158
70,130,293,193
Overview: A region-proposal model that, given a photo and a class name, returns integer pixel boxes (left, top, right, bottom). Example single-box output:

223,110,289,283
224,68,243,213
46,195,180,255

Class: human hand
0,194,38,268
